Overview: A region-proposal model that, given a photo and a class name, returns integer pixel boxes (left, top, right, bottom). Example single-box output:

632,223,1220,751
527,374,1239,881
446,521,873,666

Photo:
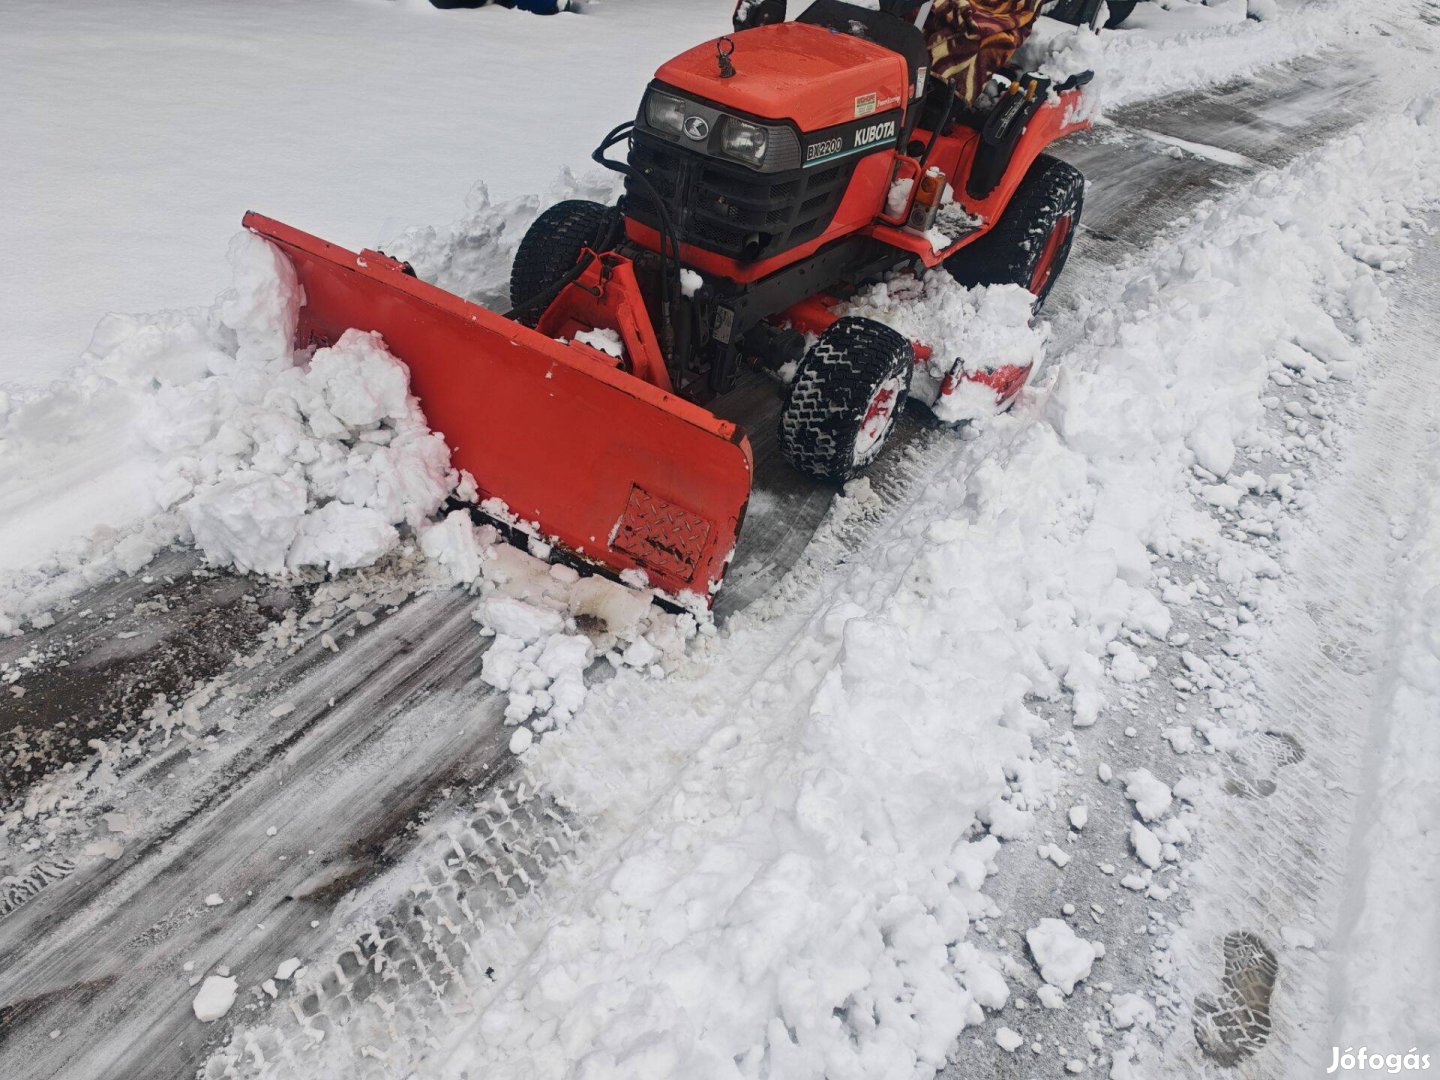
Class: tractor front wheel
944,154,1084,313
509,199,612,323
780,317,914,483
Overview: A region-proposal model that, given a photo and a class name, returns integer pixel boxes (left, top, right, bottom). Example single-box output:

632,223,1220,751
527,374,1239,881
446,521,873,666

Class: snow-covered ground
0,0,732,386
3,1,1439,1078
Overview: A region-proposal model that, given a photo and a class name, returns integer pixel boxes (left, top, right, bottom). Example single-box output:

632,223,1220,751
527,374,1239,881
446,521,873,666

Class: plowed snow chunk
996,1027,1024,1051
184,472,307,577
1027,918,1101,994
983,799,1035,839
1109,992,1156,1030
1130,821,1163,869
175,319,452,578
192,975,237,1022
474,596,565,642
418,510,490,585
1123,768,1173,821
286,502,398,575
274,957,301,981
306,330,411,429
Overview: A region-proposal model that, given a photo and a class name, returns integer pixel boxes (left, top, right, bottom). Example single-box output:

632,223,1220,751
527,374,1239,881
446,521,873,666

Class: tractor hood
653,22,910,133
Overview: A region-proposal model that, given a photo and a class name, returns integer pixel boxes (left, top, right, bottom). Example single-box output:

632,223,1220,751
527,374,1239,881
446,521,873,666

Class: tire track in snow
0,586,514,1080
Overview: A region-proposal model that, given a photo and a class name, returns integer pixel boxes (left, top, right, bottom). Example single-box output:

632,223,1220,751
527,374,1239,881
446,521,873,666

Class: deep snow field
3,1,1440,1079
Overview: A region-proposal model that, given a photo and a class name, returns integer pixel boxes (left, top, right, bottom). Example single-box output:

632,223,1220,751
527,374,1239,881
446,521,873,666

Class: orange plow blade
244,212,753,605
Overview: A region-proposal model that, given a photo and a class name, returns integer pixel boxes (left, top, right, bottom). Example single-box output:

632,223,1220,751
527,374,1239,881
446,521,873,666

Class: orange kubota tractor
244,0,1091,607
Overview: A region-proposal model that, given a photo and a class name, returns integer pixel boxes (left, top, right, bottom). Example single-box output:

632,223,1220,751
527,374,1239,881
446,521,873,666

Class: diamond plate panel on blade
613,484,713,583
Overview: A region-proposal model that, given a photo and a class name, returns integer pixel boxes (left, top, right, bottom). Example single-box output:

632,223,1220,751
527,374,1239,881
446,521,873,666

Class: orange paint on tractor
656,22,909,132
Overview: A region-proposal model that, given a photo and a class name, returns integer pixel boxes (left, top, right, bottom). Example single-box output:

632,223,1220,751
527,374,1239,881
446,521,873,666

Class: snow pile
843,275,1048,423
0,232,459,631
169,316,452,576
1027,917,1103,995
1021,0,1374,113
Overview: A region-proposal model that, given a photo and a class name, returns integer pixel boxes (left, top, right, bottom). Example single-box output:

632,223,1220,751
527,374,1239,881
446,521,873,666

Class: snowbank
1021,0,1371,112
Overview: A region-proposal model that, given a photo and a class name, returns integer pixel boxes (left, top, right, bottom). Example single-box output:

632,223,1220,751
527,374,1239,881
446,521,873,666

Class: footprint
1224,731,1305,798
1194,931,1279,1066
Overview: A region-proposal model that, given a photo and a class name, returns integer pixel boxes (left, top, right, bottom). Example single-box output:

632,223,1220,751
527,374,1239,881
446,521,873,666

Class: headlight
720,117,769,168
645,92,687,137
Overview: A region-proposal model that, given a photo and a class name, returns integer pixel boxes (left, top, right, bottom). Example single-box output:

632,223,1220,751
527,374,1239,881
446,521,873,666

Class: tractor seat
796,0,931,102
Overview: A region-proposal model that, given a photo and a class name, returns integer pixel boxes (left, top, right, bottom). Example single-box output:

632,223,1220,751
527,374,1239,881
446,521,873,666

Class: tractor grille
626,134,855,264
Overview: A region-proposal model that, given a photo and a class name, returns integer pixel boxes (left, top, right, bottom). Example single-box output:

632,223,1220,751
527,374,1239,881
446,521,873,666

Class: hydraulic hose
590,121,683,385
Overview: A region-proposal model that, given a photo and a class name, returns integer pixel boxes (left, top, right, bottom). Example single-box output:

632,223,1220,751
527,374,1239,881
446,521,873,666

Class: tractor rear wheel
943,154,1084,312
780,317,914,483
509,199,612,323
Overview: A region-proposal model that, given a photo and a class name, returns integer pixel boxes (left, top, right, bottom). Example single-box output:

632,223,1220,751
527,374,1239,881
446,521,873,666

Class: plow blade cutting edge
244,212,753,605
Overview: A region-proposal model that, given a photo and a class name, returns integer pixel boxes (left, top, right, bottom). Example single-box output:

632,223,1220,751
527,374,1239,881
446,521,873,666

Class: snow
1108,992,1156,1031
1122,769,1172,822
887,177,916,218
474,595,566,643
0,235,457,628
191,974,237,1022
1027,918,1102,995
574,326,625,358
841,276,1047,422
1324,242,1440,1049
0,0,732,387
1021,0,1370,112
679,269,705,298
1129,820,1162,869
996,1025,1025,1051
6,1,1440,1076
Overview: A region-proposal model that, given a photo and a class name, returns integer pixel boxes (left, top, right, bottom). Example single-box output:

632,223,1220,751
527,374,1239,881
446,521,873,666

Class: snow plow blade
244,212,752,605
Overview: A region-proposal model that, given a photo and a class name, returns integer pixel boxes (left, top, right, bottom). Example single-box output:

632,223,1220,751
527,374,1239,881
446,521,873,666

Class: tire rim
852,375,905,466
1029,213,1073,297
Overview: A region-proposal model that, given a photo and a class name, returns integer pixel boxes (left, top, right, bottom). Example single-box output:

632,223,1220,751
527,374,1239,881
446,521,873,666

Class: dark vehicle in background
1043,0,1143,29
430,0,573,13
